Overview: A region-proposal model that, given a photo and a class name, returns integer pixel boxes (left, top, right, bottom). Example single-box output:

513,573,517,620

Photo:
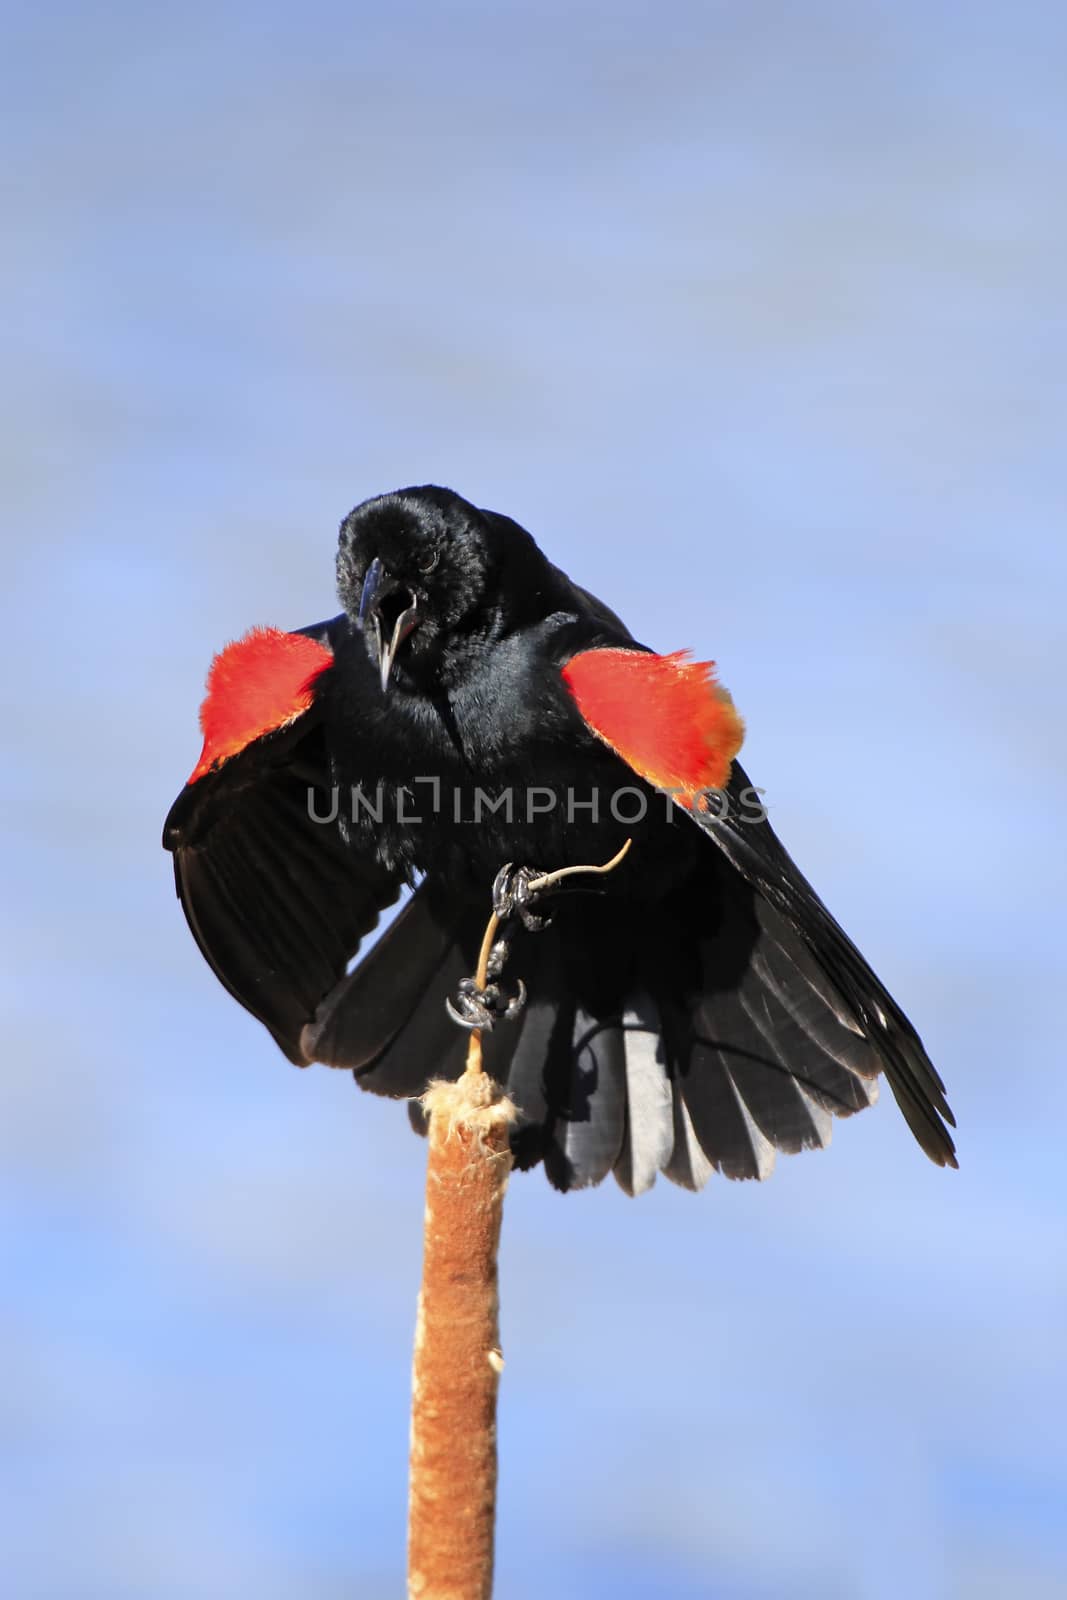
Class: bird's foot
444,867,552,1034
445,972,527,1032
491,862,551,932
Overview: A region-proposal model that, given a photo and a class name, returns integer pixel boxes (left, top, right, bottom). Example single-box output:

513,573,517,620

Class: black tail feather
302,825,955,1187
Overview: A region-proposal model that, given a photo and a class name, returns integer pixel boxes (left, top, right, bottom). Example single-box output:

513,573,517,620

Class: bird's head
336,485,537,692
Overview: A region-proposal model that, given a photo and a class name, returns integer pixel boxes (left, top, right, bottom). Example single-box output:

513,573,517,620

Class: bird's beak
358,557,421,692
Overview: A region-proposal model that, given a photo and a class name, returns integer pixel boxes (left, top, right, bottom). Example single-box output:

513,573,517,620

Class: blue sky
4,3,1066,1595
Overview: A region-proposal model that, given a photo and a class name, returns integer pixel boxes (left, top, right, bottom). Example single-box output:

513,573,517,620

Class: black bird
163,486,956,1191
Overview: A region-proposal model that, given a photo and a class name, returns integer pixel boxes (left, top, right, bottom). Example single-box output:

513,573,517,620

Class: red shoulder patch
188,627,333,783
562,648,744,806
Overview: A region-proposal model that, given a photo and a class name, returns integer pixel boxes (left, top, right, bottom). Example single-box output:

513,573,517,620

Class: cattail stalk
406,841,631,1598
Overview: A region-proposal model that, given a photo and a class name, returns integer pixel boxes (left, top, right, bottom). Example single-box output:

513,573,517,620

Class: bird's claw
445,974,527,1032
492,862,550,932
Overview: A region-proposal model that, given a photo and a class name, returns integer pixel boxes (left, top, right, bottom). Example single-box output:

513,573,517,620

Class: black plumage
163,485,956,1189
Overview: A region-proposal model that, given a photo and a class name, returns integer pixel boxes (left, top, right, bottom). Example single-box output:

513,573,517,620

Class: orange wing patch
189,626,333,783
562,648,744,807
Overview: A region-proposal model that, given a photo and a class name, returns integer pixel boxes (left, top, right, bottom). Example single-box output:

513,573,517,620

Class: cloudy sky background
4,2,1066,1595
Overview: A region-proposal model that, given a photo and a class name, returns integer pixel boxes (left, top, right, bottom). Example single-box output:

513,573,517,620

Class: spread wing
687,764,957,1166
162,616,402,1063
562,646,957,1169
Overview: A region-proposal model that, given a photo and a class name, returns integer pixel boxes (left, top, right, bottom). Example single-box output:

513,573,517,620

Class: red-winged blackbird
163,485,956,1191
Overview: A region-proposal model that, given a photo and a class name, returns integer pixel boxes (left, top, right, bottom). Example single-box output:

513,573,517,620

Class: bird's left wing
162,617,403,1062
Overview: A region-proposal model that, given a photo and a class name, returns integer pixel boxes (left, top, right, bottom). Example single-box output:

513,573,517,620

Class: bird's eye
418,549,439,575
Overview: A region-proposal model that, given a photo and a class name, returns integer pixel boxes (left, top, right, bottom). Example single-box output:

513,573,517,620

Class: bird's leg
446,973,527,1032
446,844,633,1036
445,865,547,1032
445,864,550,1030
446,934,527,1032
491,862,552,932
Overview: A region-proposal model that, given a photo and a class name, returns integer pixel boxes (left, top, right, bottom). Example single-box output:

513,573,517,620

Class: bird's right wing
561,644,957,1171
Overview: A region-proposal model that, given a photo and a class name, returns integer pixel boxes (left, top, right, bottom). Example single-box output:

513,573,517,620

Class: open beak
358,557,421,692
